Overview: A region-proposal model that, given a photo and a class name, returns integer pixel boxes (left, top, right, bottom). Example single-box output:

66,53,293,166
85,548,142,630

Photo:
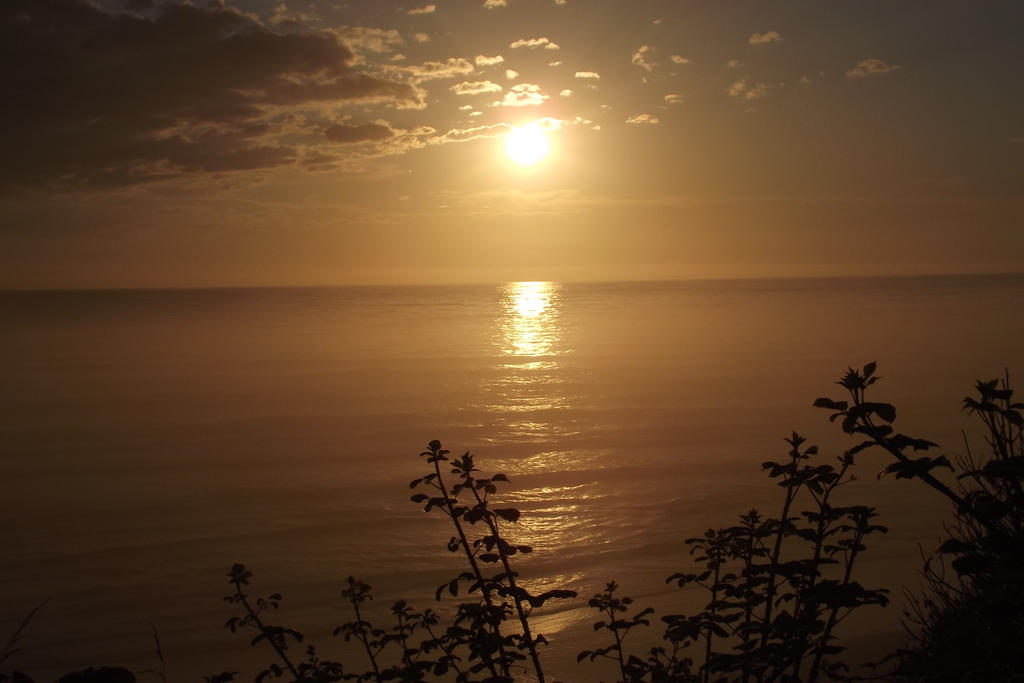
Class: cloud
560,89,573,97
510,37,559,50
492,83,549,107
413,32,430,43
324,121,395,144
670,55,690,65
625,114,659,125
728,77,768,100
846,58,901,78
407,4,436,14
664,93,683,105
574,71,601,80
749,31,783,45
0,0,419,189
269,2,311,27
726,59,741,69
632,45,656,72
506,69,519,79
450,81,503,95
484,0,508,7
728,78,749,97
429,123,509,144
475,54,505,66
534,117,567,132
397,58,476,82
302,149,344,172
338,26,404,57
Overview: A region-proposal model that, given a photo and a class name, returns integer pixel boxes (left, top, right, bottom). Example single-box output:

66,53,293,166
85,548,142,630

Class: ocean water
1,275,1022,680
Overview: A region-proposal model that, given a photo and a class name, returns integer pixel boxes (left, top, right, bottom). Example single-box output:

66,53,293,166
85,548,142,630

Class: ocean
2,275,1022,680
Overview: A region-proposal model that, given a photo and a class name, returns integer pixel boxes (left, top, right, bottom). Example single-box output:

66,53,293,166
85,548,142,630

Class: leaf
882,456,953,479
952,554,990,576
528,589,578,608
981,456,1024,480
938,538,973,554
813,398,848,411
494,508,521,523
865,402,896,423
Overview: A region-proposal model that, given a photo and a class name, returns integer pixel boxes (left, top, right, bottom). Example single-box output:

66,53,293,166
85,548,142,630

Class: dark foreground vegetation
3,364,1022,682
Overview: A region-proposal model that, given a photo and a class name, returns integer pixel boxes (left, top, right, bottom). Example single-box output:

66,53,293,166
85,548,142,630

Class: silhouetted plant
0,602,45,672
818,366,1024,682
577,581,656,681
574,428,889,683
409,440,577,683
335,577,384,682
221,563,345,683
138,624,167,683
409,441,511,681
582,431,885,683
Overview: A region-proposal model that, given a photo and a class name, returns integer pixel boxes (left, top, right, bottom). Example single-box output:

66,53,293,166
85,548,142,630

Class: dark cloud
0,0,419,189
324,122,395,144
121,0,153,12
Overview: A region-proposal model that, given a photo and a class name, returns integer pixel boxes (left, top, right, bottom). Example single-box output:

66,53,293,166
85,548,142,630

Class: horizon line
2,270,1023,294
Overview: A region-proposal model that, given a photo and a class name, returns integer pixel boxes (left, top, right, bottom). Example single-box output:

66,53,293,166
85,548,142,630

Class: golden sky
0,0,1021,287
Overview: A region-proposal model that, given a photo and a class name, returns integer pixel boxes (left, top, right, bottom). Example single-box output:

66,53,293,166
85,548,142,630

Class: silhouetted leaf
494,508,521,523
813,398,848,411
938,538,973,554
866,402,896,423
882,455,953,479
951,554,990,576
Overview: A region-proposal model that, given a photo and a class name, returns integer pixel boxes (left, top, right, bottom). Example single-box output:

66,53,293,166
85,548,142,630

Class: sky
0,0,1021,288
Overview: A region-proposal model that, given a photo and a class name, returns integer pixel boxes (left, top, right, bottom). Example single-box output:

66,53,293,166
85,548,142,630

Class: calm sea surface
2,275,1022,679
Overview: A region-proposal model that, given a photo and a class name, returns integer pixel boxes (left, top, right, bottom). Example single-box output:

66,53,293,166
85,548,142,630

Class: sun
504,123,550,166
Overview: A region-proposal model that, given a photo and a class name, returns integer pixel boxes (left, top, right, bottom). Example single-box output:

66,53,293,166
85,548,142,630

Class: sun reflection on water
478,281,571,421
476,284,640,636
501,281,563,358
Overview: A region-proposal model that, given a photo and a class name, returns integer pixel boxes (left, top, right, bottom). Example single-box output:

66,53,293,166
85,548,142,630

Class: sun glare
504,124,550,166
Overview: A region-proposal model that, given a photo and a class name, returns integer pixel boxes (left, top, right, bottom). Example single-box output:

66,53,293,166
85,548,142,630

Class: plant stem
232,579,300,681
468,483,546,683
807,515,864,682
430,455,508,679
758,447,802,678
